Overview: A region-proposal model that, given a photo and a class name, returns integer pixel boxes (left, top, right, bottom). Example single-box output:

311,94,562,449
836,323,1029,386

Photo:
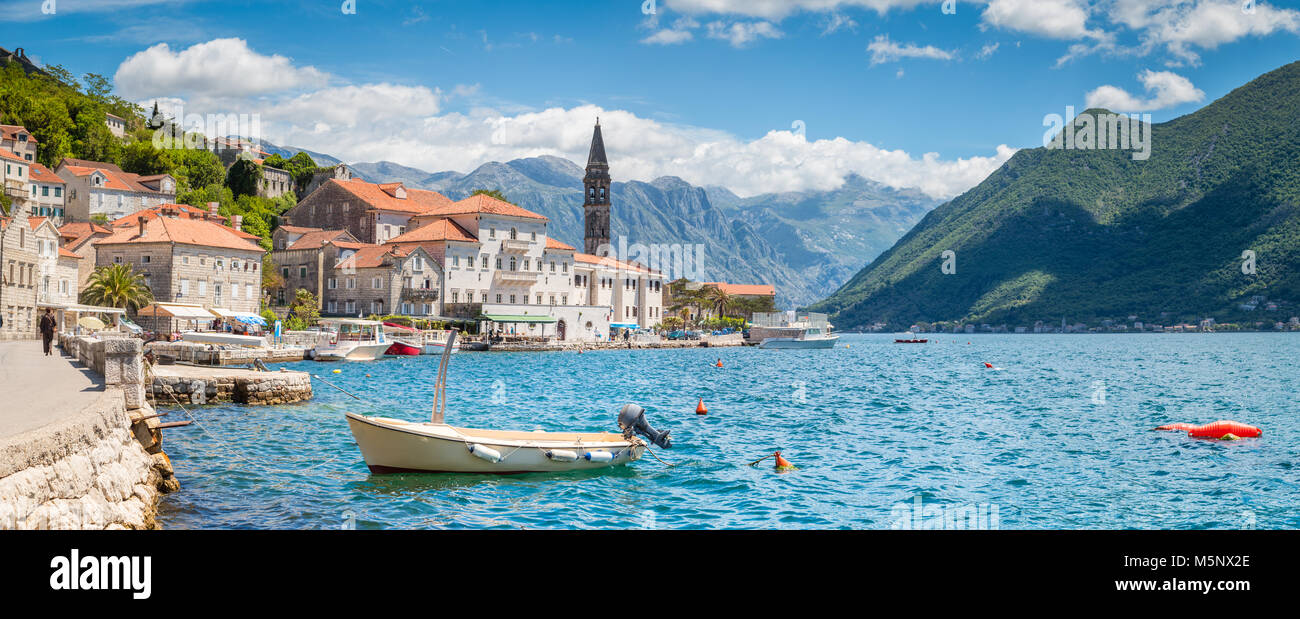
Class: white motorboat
759,326,840,349
312,319,391,361
345,332,673,474
421,329,461,355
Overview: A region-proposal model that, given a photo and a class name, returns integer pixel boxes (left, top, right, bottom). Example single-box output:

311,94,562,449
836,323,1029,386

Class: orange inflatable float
1156,420,1262,439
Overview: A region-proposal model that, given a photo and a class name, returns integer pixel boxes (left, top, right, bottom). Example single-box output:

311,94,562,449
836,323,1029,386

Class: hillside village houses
55,158,176,224
1,124,37,162
276,122,669,341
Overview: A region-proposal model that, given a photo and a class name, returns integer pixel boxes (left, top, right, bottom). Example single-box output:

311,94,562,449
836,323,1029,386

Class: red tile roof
545,237,576,251
424,193,548,221
96,216,263,252
110,203,222,227
701,282,776,297
387,218,479,244
334,244,416,270
58,159,172,194
278,225,323,234
28,162,64,184
0,148,24,162
287,229,357,250
0,125,36,144
58,247,81,259
332,178,454,215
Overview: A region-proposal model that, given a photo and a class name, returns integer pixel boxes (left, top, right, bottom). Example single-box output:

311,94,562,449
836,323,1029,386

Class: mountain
256,139,342,167
810,61,1300,330
345,155,936,307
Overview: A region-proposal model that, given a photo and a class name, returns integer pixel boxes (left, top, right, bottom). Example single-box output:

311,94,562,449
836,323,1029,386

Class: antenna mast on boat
431,330,457,423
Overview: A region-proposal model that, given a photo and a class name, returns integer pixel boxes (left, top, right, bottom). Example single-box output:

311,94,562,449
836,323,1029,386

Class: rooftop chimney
233,215,243,232
207,202,219,220
137,216,147,238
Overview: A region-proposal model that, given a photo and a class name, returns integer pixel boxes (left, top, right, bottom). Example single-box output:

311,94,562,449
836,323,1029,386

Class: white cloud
977,42,1001,59
867,34,957,65
1109,0,1300,65
1084,69,1205,111
662,0,931,20
114,38,329,100
121,39,1013,200
981,0,1105,40
705,20,784,47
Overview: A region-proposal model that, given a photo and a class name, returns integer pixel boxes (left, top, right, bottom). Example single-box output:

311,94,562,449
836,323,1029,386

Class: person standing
39,308,56,356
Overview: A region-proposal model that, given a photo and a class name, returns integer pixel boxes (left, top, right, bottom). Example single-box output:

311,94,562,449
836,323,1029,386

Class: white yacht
312,319,391,361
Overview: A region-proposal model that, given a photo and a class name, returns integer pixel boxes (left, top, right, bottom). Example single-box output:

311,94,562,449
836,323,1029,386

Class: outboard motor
618,404,672,449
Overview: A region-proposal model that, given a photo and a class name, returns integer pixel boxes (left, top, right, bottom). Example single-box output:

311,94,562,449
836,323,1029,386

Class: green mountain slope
809,60,1300,329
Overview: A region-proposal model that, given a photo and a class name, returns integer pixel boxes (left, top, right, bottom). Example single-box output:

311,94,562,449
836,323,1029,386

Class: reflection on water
158,333,1300,530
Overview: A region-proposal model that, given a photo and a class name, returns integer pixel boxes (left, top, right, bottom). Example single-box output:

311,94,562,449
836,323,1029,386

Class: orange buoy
1187,420,1262,439
715,358,723,368
774,451,795,470
984,362,994,368
696,398,708,415
1155,422,1199,432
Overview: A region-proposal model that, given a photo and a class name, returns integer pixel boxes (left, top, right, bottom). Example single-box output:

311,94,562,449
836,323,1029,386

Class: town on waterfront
3,0,1300,570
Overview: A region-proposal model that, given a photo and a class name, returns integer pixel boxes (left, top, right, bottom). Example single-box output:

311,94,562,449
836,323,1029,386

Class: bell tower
583,119,611,256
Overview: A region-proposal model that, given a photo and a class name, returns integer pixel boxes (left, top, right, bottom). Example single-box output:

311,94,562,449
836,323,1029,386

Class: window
54,187,61,197
522,295,528,305
522,259,529,271
183,256,190,265
496,257,502,270
231,284,239,299
299,267,307,278
179,280,189,297
480,292,487,303
372,277,382,289
198,281,207,296
496,294,502,303
509,257,517,271
346,300,355,313
328,278,337,289
489,228,496,239
481,254,488,269
328,301,337,313
113,255,122,264
467,256,474,269
537,294,542,305
531,231,536,241
282,267,289,278
246,284,253,299
549,295,556,305
453,255,460,268
451,291,459,303
509,294,516,304
562,295,568,305
347,278,356,289
510,228,517,240
550,262,556,273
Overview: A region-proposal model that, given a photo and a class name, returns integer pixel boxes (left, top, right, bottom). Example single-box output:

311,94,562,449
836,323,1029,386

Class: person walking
39,308,56,356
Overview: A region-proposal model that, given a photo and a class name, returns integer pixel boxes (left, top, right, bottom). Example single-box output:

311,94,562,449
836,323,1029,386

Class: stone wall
146,340,307,365
0,335,178,530
149,370,312,406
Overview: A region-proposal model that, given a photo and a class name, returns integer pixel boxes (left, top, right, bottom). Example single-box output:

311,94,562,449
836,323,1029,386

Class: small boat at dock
312,319,391,361
895,332,928,344
382,322,423,356
345,332,672,474
420,329,461,355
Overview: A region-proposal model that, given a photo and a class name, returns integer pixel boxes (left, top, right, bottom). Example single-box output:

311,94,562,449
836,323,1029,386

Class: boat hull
759,336,839,349
386,340,422,356
345,412,644,474
315,342,392,362
422,342,460,355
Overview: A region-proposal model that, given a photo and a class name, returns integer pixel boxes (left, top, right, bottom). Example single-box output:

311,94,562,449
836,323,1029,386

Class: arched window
510,228,518,240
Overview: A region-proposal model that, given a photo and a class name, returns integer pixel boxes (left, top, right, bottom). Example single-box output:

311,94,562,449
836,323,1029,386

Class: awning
136,303,216,319
480,314,558,324
610,322,640,329
210,308,267,326
39,302,127,315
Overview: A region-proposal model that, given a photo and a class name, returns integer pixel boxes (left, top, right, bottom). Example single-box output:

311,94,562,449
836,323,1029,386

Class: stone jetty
148,364,313,406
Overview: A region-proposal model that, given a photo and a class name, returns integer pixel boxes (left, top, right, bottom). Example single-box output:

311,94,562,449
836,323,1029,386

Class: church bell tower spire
583,119,611,256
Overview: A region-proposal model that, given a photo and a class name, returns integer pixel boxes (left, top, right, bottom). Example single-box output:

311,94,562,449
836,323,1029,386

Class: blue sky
3,0,1299,198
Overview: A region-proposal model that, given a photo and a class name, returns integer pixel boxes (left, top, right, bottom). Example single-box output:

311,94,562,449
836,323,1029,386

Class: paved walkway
0,340,104,440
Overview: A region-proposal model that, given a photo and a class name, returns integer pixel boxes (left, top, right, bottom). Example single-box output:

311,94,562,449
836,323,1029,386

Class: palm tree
704,285,734,319
81,263,154,311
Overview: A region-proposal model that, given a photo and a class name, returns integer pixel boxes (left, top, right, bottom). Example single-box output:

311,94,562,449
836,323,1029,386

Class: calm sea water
156,334,1300,530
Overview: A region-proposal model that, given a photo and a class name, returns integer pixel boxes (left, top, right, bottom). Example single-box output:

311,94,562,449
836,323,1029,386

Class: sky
2,0,1298,199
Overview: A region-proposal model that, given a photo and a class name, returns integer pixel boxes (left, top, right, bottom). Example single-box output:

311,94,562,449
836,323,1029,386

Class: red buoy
1154,422,1199,432
984,362,994,369
774,451,795,470
696,398,708,415
1187,420,1262,439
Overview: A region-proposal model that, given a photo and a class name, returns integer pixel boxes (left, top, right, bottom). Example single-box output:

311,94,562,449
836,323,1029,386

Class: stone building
55,158,176,223
259,164,293,199
300,164,356,199
0,125,37,162
0,208,39,340
57,221,113,291
267,226,365,307
282,177,453,244
28,216,81,308
582,120,612,255
93,213,264,332
105,113,128,139
26,162,67,221
324,244,441,317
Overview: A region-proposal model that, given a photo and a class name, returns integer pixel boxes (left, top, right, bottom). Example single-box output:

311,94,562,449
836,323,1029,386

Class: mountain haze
810,61,1300,329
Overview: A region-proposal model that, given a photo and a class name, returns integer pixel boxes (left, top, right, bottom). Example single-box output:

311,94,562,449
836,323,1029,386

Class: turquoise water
156,334,1300,529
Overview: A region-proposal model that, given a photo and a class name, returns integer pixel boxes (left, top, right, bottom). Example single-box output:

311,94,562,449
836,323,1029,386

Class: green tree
287,289,320,329
81,264,154,311
225,158,263,198
471,189,510,202
119,140,169,176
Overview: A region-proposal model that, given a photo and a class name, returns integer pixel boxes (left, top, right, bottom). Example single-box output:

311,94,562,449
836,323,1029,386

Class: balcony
494,269,540,284
499,239,531,254
4,179,27,200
